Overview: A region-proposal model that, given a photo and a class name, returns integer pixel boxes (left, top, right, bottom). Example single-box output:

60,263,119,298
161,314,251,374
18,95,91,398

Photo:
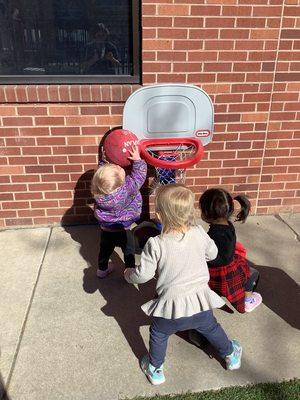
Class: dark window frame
0,0,141,84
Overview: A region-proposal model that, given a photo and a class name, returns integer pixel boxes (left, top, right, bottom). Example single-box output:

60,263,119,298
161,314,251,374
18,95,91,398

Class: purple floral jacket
94,159,147,229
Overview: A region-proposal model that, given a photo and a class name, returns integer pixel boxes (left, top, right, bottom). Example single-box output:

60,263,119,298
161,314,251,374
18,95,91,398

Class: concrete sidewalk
0,215,299,400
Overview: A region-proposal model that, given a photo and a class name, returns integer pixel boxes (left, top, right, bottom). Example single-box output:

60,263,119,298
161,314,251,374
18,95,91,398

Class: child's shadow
63,223,154,361
248,261,300,330
83,253,155,360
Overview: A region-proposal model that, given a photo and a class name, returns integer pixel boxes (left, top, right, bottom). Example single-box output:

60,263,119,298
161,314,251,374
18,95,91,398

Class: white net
146,143,196,188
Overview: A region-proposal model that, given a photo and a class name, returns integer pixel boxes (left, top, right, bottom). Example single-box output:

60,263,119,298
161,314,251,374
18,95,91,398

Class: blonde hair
155,184,196,234
91,163,125,196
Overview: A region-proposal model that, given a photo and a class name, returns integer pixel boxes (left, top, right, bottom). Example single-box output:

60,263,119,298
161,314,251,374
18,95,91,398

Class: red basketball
103,129,139,167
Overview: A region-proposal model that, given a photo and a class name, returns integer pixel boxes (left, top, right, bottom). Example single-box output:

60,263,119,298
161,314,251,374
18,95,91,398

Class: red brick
45,192,72,200
174,40,203,50
204,63,232,72
0,106,17,116
49,106,79,116
2,117,33,126
18,209,45,217
0,210,17,218
249,51,277,61
38,156,68,165
69,155,97,164
35,117,64,126
189,29,218,40
19,127,50,136
0,165,24,174
144,63,172,72
187,73,215,83
55,165,83,173
157,74,187,83
281,29,300,39
48,86,60,102
22,147,52,155
270,111,296,121
36,86,48,102
205,40,234,50
1,147,21,155
218,73,245,82
0,184,27,192
51,127,80,136
205,18,235,28
158,28,188,39
222,6,252,16
52,146,81,155
31,200,59,209
9,157,38,165
25,86,39,102
191,5,221,15
2,201,29,210
28,183,56,191
12,175,40,183
143,17,173,27
236,167,261,175
237,18,266,28
188,52,218,61
157,52,186,61
81,126,109,135
6,218,33,226
158,5,189,15
79,106,109,115
36,138,66,146
58,85,71,102
17,107,47,116
5,86,17,102
25,165,54,173
251,29,280,39
15,192,43,200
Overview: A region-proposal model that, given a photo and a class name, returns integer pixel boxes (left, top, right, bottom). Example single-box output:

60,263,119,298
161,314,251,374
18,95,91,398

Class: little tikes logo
195,130,210,137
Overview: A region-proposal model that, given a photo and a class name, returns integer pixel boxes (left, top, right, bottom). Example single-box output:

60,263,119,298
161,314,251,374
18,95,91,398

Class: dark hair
199,188,250,223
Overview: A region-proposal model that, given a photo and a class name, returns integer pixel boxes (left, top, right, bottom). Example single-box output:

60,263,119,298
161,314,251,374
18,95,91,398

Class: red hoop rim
139,138,204,169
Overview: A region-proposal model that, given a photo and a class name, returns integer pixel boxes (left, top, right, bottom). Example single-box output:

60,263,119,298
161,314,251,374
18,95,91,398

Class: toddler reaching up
91,145,147,278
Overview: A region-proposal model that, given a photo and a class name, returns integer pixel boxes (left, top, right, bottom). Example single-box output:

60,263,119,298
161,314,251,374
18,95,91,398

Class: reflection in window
0,0,138,80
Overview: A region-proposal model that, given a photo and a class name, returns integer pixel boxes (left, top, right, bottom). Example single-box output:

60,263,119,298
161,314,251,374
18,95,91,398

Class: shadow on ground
0,373,9,400
63,223,156,362
248,261,300,330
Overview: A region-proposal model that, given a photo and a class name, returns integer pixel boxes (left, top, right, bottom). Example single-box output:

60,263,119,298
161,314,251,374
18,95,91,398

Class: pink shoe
96,264,114,278
245,292,262,312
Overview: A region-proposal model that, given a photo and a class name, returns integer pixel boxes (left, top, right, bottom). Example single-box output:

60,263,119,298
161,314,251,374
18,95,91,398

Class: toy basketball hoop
123,84,214,187
139,137,204,185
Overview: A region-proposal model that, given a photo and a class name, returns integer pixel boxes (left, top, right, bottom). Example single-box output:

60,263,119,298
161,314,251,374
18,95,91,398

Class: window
0,0,140,83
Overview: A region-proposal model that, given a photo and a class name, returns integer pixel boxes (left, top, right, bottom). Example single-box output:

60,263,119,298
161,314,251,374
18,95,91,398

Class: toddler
91,145,147,278
199,188,262,313
124,184,242,385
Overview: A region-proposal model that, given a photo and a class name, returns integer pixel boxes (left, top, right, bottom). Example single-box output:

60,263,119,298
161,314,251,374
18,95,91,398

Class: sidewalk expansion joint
4,227,53,396
275,214,300,242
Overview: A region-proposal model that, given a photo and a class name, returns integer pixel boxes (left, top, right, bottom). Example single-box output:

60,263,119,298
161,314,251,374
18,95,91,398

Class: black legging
244,266,259,292
98,229,135,270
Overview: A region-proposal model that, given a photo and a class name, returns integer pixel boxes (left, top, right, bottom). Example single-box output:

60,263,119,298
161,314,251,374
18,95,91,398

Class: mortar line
3,227,53,397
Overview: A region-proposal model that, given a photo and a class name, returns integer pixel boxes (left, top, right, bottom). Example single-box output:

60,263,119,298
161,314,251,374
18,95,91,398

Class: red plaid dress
208,243,250,313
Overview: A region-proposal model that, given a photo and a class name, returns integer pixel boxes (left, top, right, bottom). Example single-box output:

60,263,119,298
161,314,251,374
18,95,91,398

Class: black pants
244,266,259,292
98,229,135,270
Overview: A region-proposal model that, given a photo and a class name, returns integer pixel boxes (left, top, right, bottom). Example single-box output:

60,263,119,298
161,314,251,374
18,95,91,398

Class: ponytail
234,195,251,223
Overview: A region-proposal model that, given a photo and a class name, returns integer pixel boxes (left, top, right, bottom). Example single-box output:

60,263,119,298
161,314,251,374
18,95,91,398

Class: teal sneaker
140,355,165,385
225,340,242,370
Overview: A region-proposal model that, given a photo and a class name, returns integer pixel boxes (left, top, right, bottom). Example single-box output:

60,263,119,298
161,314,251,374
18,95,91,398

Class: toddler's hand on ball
128,144,141,161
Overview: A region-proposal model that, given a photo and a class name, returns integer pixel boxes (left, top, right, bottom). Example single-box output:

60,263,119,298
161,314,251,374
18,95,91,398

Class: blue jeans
149,310,233,368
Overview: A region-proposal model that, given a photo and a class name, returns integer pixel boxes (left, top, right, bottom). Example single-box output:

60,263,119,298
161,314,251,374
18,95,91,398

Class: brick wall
0,0,299,228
